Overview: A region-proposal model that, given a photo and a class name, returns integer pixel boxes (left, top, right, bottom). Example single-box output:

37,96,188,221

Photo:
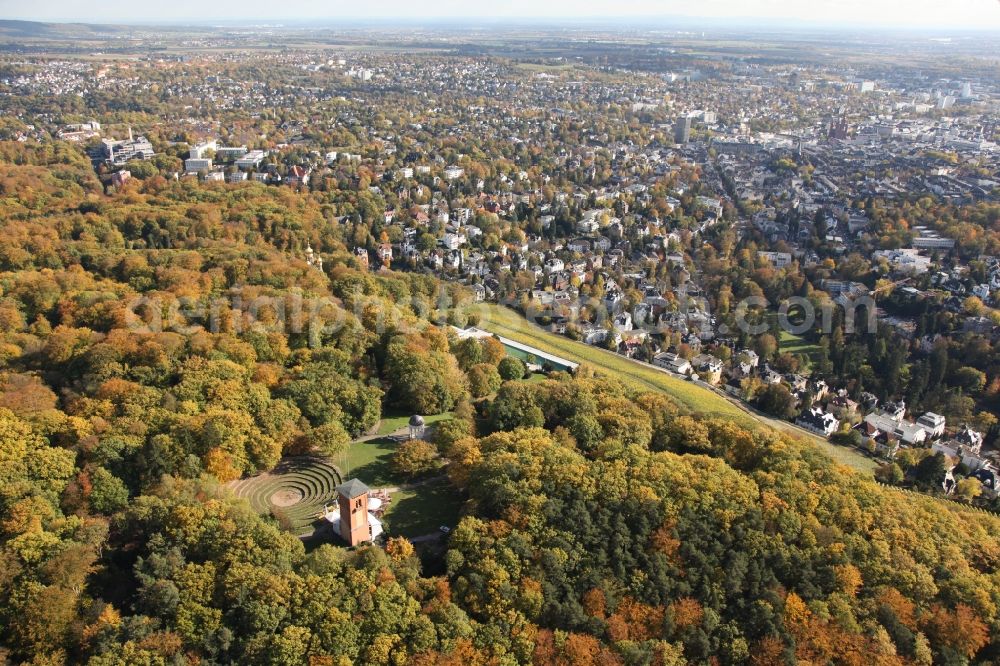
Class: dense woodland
2,141,1000,665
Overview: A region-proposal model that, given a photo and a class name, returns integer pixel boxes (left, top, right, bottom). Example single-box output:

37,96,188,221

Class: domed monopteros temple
323,478,383,546
408,414,425,440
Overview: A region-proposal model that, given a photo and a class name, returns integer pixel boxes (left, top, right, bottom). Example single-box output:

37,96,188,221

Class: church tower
336,478,371,546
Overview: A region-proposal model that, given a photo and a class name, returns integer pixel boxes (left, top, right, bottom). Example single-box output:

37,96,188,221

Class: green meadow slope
474,303,877,472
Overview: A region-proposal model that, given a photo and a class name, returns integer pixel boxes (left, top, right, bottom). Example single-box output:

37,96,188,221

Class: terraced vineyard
473,303,750,419
473,303,878,473
228,456,343,535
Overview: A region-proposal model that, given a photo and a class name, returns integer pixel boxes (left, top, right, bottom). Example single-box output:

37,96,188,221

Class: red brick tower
336,478,371,546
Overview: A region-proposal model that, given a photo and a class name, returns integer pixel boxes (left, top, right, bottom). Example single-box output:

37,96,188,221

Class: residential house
796,407,840,437
653,352,692,375
862,411,927,446
581,325,610,345
612,312,633,332
285,165,311,186
758,251,793,268
915,412,946,439
932,440,991,471
693,354,723,384
354,247,369,270
544,258,565,274
376,243,393,264
953,425,985,454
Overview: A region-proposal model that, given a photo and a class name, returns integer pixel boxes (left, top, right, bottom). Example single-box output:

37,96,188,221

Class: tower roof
336,478,371,499
409,414,425,426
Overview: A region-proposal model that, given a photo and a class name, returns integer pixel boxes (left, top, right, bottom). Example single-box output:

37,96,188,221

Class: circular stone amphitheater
228,456,343,534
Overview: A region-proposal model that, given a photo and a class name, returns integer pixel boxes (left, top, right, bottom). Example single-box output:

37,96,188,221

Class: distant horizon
1,0,999,32
3,15,1000,36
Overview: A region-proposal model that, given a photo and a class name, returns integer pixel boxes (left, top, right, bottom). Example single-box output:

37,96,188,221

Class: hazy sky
3,0,1000,29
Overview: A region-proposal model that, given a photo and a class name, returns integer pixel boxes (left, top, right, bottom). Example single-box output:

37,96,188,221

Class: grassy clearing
340,436,463,537
779,330,821,372
384,480,463,538
341,437,401,486
474,304,877,473
815,443,878,471
377,410,453,436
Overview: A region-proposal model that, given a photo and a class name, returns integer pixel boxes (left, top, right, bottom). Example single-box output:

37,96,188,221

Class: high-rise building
674,115,691,144
937,96,955,110
828,116,849,140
